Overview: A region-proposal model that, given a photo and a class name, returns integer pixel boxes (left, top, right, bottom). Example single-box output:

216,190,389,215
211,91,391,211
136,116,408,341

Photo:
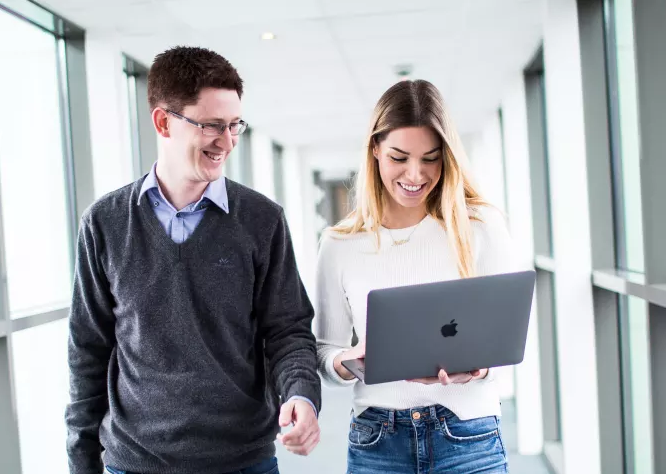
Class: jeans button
412,412,421,420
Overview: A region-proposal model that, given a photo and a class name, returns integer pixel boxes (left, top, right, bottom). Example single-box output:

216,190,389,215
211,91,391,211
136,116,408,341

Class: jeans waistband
358,405,455,424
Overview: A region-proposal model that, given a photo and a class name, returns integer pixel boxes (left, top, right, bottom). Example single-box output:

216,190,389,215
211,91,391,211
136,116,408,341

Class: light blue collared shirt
137,163,230,243
137,163,317,416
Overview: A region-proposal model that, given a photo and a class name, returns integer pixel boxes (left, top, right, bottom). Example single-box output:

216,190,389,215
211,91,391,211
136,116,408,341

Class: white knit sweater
313,206,525,420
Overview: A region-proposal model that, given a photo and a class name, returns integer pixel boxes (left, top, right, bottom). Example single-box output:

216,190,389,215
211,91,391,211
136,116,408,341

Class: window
12,319,70,474
498,108,510,218
525,49,563,452
227,128,253,186
272,142,285,206
123,55,155,178
525,57,554,259
604,1,653,472
0,2,87,473
0,6,73,318
606,0,644,275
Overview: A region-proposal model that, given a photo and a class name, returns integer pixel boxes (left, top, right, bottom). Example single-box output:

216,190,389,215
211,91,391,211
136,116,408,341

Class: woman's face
373,126,443,213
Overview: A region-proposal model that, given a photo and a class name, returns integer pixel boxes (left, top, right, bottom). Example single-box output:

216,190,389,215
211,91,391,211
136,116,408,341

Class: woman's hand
333,341,366,380
409,368,489,385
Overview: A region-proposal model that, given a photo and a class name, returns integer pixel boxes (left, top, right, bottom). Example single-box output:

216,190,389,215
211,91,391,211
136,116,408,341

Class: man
65,46,321,474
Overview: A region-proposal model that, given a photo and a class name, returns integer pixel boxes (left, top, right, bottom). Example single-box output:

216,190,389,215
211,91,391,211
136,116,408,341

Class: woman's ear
372,145,379,160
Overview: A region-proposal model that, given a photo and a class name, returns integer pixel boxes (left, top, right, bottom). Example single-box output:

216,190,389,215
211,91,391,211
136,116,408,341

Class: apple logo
441,319,458,338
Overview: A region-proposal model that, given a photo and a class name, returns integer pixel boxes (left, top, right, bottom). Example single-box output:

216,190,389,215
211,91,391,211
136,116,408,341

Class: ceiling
39,0,545,148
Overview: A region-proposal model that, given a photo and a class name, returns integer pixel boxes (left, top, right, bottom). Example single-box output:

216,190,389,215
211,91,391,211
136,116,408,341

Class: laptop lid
363,270,536,385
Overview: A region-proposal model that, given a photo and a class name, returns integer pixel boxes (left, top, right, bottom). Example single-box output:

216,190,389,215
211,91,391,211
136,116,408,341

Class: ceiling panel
163,0,324,28
328,7,465,41
320,0,454,18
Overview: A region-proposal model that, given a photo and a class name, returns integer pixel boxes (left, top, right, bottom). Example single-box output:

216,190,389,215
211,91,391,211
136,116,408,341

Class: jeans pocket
348,415,386,449
440,414,499,442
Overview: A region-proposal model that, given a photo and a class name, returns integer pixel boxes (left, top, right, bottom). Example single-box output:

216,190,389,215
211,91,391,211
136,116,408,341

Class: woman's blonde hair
331,79,488,278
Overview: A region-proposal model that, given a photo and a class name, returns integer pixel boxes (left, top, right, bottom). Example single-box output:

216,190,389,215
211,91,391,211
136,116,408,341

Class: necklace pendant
393,239,409,246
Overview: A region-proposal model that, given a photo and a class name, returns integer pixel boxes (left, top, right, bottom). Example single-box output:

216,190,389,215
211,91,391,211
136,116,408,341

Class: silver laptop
341,270,536,385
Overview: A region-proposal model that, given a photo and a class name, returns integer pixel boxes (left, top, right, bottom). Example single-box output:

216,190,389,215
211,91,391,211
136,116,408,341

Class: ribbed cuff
324,349,358,386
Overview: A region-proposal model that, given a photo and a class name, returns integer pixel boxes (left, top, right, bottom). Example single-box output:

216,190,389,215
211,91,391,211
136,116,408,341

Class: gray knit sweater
65,177,321,474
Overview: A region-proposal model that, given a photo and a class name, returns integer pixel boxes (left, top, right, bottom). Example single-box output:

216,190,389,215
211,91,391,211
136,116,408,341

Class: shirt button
153,202,159,207
176,212,181,217
412,412,421,420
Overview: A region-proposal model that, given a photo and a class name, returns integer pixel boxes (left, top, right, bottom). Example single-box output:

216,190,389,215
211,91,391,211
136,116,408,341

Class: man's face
163,87,242,184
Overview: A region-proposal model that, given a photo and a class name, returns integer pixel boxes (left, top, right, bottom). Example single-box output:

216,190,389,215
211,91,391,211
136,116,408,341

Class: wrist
333,353,355,380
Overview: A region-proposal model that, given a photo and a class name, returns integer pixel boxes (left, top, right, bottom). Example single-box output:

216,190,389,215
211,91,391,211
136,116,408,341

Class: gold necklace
387,219,423,246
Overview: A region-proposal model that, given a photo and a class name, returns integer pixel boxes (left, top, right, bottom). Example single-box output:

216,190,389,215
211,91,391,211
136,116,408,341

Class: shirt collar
137,162,229,213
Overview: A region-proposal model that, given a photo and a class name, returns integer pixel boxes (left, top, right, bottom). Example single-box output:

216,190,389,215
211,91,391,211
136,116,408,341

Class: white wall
543,0,601,472
85,33,133,198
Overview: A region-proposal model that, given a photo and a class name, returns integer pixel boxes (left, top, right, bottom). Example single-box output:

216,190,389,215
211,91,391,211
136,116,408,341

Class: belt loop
430,406,441,431
387,409,395,433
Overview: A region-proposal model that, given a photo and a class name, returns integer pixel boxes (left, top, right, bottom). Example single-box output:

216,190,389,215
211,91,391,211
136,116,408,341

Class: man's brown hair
147,46,244,112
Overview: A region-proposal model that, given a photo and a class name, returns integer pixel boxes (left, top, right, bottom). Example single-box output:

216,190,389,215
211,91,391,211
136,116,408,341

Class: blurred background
0,0,664,473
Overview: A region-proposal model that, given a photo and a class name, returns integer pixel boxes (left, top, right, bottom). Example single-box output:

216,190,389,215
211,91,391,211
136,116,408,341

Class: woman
314,79,520,473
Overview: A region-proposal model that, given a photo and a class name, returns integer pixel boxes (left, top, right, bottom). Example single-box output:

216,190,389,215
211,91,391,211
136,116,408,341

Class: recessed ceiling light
261,32,276,40
394,64,413,80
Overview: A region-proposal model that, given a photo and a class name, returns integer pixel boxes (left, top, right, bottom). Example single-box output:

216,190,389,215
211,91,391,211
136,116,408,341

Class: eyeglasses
166,109,248,136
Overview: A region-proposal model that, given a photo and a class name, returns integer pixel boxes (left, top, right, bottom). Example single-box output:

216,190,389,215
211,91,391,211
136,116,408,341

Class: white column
501,77,545,455
250,130,275,201
544,0,601,472
282,147,310,287
467,113,507,215
85,33,133,198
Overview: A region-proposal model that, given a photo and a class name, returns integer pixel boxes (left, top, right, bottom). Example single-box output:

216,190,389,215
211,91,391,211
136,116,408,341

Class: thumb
279,400,295,428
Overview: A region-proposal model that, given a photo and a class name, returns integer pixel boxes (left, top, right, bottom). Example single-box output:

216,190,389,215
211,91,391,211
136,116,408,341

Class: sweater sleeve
312,232,357,387
65,214,116,474
255,210,322,413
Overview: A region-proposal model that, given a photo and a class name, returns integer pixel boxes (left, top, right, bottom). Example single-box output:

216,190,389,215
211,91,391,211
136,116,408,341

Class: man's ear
152,107,170,138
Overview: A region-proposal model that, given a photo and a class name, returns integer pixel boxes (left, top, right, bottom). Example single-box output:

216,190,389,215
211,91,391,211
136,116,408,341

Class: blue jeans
105,456,279,474
347,406,508,474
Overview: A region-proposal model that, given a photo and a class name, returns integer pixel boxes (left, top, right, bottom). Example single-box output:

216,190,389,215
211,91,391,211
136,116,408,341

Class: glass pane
0,9,72,317
612,0,644,273
12,319,70,474
624,296,654,474
225,132,241,182
121,71,137,178
273,143,285,206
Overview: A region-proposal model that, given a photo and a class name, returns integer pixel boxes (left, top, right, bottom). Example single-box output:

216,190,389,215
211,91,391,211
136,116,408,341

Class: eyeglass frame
165,109,248,136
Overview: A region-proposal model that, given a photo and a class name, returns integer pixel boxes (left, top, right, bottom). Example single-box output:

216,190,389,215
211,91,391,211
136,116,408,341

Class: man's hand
409,368,489,385
276,399,320,456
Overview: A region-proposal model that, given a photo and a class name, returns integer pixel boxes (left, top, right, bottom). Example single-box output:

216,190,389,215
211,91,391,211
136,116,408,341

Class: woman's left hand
408,368,489,385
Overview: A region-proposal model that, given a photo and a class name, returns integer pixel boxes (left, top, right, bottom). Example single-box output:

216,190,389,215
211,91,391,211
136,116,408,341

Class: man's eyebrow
200,116,241,123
